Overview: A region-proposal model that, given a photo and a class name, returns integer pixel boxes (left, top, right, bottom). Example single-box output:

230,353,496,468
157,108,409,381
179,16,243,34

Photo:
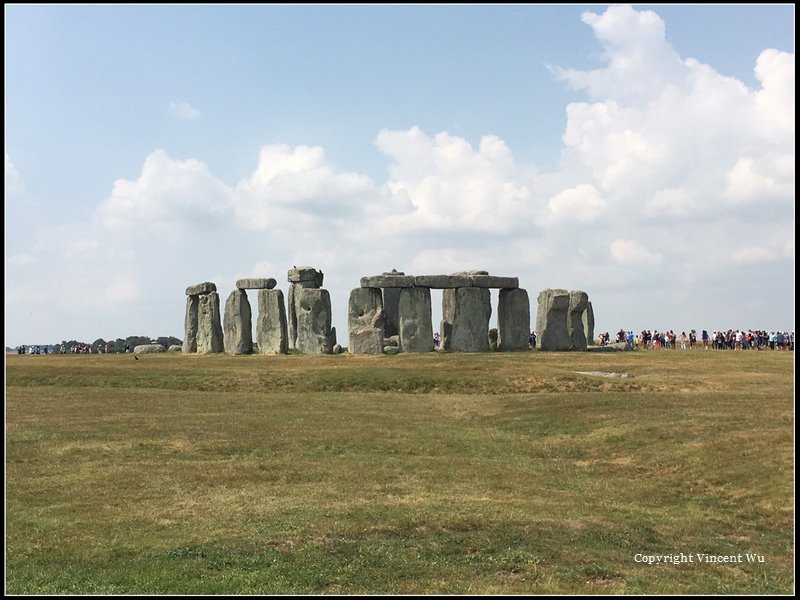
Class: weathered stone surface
583,302,595,346
288,283,298,349
295,287,334,354
360,275,415,288
185,282,216,296
384,335,400,348
383,346,400,355
236,278,277,290
441,287,491,352
223,289,253,355
168,344,182,352
256,289,288,354
412,274,473,288
332,344,343,355
536,289,570,351
197,291,224,353
452,270,489,277
568,291,589,351
182,295,199,353
133,344,165,354
382,287,402,337
287,267,323,287
498,288,530,351
488,328,498,352
471,275,519,289
587,342,632,352
348,287,385,354
399,287,434,353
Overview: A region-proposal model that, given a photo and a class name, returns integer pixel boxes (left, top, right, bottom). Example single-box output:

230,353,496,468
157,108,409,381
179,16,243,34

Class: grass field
6,349,794,594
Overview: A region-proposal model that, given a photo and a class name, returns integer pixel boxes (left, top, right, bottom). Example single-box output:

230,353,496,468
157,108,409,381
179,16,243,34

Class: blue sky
5,4,795,347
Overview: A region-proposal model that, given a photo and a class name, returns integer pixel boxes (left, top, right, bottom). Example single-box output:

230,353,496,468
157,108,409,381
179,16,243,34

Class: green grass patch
6,350,794,593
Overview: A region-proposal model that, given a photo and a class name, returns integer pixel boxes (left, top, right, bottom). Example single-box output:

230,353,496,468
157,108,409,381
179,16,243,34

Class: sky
5,4,795,348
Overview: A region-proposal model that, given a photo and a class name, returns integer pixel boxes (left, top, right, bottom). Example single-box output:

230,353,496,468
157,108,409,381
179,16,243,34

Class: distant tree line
52,336,183,354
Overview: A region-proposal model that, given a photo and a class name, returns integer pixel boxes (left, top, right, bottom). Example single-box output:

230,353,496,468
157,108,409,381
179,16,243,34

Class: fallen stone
575,371,632,378
383,346,401,355
168,345,182,352
133,344,165,354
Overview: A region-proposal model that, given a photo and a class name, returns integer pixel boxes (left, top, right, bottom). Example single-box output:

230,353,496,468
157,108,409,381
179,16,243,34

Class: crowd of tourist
597,329,794,351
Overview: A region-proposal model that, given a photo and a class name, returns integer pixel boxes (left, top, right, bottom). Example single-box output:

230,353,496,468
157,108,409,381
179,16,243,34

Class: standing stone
399,287,434,353
498,288,530,351
287,267,323,350
376,270,405,338
288,283,298,349
441,287,491,352
182,295,199,353
536,289,570,351
196,291,224,353
382,287,402,338
488,328,498,352
257,289,288,354
568,291,589,351
223,289,253,355
348,287,385,354
583,302,595,346
295,287,334,354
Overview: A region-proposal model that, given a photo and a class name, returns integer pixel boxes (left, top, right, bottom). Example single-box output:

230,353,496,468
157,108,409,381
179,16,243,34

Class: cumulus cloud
540,184,606,224
234,144,375,229
374,127,538,233
95,149,234,231
168,101,201,121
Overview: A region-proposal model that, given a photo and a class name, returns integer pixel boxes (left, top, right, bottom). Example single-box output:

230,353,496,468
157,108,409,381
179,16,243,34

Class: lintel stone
236,278,277,290
185,282,217,296
360,275,415,288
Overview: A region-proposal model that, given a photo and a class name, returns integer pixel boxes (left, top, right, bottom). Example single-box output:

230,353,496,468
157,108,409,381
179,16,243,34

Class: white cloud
234,144,375,229
5,153,24,196
646,187,696,217
95,149,234,231
540,184,606,224
724,158,777,203
609,239,663,267
168,101,201,121
374,127,538,233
